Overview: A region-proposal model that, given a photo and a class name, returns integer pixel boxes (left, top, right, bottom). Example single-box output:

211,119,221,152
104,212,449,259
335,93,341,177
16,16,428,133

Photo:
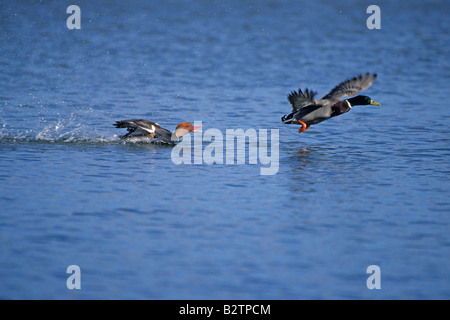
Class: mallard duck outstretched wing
320,73,377,103
287,88,318,111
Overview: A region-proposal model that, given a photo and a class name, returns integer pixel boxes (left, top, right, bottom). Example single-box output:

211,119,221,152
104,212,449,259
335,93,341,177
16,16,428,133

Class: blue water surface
0,0,449,299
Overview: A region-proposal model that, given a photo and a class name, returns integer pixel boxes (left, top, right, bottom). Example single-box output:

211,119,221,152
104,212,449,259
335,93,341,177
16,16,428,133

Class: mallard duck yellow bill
370,100,382,106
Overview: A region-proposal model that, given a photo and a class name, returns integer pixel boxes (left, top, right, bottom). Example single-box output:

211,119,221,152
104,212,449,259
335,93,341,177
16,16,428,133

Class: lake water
0,0,449,299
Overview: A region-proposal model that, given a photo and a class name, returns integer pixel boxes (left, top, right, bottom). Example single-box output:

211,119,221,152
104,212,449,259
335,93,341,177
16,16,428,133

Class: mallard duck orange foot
298,120,310,133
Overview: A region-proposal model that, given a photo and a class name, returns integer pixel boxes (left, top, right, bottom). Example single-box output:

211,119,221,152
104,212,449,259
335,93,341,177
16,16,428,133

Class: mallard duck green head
347,95,381,107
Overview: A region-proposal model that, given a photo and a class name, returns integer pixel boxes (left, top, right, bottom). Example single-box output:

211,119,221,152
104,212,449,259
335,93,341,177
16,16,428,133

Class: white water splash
0,112,119,144
35,114,84,142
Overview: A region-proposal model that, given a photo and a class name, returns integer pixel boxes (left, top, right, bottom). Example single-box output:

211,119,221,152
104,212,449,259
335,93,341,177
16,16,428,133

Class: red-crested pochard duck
114,119,202,144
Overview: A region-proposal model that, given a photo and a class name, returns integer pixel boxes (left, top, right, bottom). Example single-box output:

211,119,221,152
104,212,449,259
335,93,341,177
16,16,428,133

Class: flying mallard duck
282,73,381,133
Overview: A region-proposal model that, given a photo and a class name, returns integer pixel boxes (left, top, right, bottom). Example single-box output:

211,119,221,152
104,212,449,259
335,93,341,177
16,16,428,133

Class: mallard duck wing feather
320,73,377,104
287,88,318,111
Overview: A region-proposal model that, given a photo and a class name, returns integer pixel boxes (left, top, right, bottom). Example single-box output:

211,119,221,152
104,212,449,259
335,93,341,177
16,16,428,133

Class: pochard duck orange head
173,122,203,139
